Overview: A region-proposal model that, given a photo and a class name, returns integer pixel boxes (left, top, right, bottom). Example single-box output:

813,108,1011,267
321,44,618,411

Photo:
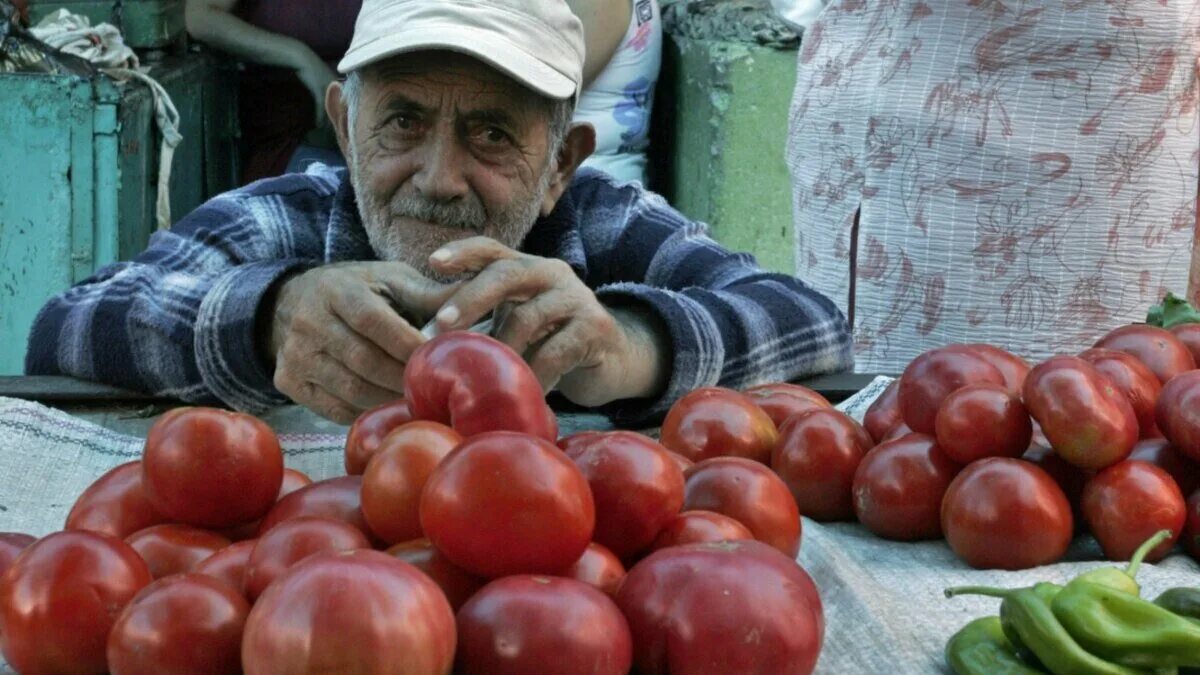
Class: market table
0,375,1196,674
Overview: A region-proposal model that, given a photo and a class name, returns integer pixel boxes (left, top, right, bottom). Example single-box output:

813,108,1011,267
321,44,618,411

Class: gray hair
340,68,574,158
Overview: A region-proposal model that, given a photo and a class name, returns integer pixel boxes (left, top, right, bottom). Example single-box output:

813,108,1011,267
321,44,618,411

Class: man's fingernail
437,304,460,325
431,248,451,262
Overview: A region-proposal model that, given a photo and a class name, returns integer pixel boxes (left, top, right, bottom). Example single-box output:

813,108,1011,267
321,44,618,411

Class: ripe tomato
1170,323,1200,366
881,421,914,443
456,576,632,675
257,475,376,542
557,542,626,597
1094,324,1196,384
106,573,248,675
683,457,801,557
772,408,873,521
742,383,831,428
1081,460,1185,562
1184,489,1200,560
941,458,1073,569
664,450,693,472
1023,445,1090,529
863,379,902,444
899,345,1005,434
564,431,684,560
385,538,485,611
852,434,960,541
934,383,1031,464
616,540,823,675
361,421,462,545
1023,356,1139,469
193,540,255,595
344,398,413,475
1128,437,1200,496
65,461,166,538
965,343,1031,394
0,531,151,674
1080,348,1163,438
0,534,35,578
421,431,595,578
1155,369,1200,463
218,468,313,542
142,407,284,529
660,387,779,464
125,524,230,579
242,549,455,675
556,430,605,453
404,331,558,442
649,510,754,552
243,516,370,601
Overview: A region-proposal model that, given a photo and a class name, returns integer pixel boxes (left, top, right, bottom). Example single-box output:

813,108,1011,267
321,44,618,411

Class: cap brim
337,24,576,100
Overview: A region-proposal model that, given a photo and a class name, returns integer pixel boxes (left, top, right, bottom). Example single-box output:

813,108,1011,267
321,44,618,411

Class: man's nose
411,133,470,203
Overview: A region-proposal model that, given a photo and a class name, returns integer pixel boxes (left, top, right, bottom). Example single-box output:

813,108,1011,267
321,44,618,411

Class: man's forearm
608,303,672,402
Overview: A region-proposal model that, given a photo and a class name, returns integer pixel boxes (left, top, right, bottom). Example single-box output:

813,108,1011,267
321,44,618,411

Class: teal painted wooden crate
0,52,239,375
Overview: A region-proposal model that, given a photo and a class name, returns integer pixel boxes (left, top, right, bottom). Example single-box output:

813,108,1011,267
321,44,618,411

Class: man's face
344,51,558,278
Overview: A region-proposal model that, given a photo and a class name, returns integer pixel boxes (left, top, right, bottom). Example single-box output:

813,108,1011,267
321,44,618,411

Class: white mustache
390,193,487,233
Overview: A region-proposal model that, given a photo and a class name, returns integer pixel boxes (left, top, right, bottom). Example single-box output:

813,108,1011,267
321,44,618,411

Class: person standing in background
569,0,661,185
785,1,1199,372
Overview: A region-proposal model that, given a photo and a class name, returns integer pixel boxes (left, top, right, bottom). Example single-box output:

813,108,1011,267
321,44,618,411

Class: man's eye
480,127,511,145
389,114,419,131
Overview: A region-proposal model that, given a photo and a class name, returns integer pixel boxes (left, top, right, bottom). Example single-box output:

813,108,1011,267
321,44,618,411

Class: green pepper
1072,530,1172,596
946,616,1047,674
1052,580,1200,669
946,584,1151,675
1156,588,1200,622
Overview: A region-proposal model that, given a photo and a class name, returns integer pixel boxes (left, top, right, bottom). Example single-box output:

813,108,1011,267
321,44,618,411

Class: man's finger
296,380,360,425
308,352,401,411
491,289,576,357
315,320,407,393
526,320,590,393
331,286,428,364
372,262,462,322
432,259,554,334
427,236,521,276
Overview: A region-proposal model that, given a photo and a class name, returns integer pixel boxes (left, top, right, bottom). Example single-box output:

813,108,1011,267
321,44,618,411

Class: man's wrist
607,303,671,401
257,271,301,367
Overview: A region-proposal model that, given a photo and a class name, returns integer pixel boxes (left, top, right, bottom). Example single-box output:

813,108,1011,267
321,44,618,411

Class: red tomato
965,343,1031,394
1023,356,1139,469
772,408,873,521
941,458,1073,570
218,468,313,542
106,573,249,675
65,461,167,538
1080,348,1163,438
1155,369,1200,463
556,430,605,453
934,383,1032,464
361,421,462,545
660,387,779,464
557,542,626,597
1094,324,1196,384
0,531,152,675
899,345,1006,434
385,538,485,611
881,421,914,443
664,450,694,472
243,516,370,601
683,457,801,557
0,534,35,578
193,540,255,595
649,510,754,552
125,524,230,579
1184,489,1200,560
1023,445,1091,529
1081,460,1185,562
1170,323,1200,366
456,576,632,675
421,431,595,578
1128,437,1200,496
241,549,456,675
863,379,902,444
404,331,558,441
142,407,284,529
851,434,960,541
616,540,823,675
743,382,831,428
344,398,413,475
564,431,685,560
257,475,376,542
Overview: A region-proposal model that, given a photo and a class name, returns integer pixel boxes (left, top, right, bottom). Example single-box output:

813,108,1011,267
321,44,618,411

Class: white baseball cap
338,0,586,101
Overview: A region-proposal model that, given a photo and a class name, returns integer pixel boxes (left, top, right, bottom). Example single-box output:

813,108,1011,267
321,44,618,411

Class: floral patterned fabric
786,0,1200,372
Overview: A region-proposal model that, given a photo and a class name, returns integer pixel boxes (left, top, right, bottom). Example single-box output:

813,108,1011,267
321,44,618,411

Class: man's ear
540,122,597,216
326,80,352,161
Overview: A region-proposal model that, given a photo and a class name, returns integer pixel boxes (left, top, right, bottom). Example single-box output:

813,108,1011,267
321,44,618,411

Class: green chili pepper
946,584,1150,675
946,616,1047,675
1072,530,1172,596
1052,580,1200,669
1156,588,1200,622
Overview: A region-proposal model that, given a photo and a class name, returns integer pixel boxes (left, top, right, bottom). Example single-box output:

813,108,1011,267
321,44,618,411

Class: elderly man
26,0,851,425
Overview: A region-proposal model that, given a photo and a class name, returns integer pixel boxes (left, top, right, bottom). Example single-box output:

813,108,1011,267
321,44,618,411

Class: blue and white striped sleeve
577,178,854,425
25,190,324,413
